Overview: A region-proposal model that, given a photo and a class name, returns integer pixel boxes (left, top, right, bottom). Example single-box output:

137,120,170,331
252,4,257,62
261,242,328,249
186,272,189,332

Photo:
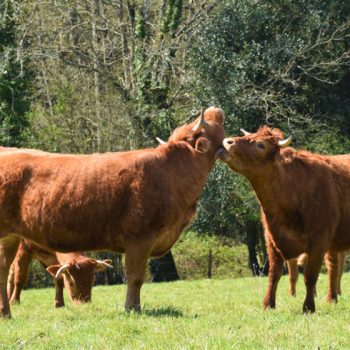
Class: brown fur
219,126,350,313
0,107,225,317
7,239,110,307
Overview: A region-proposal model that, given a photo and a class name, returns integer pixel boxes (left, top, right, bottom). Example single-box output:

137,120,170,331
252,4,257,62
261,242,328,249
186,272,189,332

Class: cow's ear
46,264,62,277
195,137,210,153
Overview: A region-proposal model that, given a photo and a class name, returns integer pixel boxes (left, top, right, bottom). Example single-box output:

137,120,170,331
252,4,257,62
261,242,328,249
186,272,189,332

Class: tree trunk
150,251,179,282
246,220,261,276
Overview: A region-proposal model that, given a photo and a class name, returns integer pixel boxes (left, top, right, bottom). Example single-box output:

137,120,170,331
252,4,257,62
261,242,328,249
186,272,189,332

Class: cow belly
332,224,350,251
270,233,307,260
150,229,182,257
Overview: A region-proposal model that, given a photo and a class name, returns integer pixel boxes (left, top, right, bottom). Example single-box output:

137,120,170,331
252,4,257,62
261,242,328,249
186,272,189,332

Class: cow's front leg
124,244,151,312
54,277,65,308
263,237,284,309
303,248,325,313
0,236,20,318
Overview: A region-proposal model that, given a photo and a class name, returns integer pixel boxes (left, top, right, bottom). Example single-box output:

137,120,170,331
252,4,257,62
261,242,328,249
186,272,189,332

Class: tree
0,0,30,146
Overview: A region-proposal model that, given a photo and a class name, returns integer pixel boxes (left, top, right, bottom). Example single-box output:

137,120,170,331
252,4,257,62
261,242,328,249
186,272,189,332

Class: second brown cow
218,126,350,313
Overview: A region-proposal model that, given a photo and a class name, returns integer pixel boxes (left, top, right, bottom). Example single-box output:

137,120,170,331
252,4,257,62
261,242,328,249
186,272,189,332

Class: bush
172,231,251,280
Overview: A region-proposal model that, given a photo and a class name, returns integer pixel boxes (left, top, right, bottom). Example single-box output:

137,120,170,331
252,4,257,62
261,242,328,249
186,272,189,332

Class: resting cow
217,126,350,313
287,251,346,298
0,107,225,317
7,238,112,307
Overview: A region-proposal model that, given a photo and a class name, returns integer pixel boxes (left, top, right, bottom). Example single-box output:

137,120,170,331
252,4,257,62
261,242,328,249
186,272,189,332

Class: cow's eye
257,143,265,149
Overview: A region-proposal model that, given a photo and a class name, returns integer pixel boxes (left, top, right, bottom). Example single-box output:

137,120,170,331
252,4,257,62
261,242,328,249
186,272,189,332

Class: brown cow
287,251,346,298
0,107,225,317
217,126,350,313
7,238,112,307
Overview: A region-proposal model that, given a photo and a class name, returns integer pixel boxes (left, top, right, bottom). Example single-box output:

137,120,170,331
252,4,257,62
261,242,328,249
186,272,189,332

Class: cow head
47,257,113,303
159,107,225,158
217,126,292,178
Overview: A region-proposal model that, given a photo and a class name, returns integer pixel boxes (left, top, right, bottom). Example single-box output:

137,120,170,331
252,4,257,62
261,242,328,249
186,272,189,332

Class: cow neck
246,162,291,215
164,143,214,206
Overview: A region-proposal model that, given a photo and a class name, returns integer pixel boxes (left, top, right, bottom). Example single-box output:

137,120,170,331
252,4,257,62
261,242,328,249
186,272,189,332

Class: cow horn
156,137,167,145
55,263,70,279
278,136,292,148
192,108,209,133
95,259,114,269
240,129,251,136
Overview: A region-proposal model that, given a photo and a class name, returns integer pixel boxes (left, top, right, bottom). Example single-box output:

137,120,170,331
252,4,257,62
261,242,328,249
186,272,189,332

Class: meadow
1,274,350,349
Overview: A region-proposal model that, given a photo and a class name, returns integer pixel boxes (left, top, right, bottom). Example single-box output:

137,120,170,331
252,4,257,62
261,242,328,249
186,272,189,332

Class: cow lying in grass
287,251,346,298
0,107,225,317
217,126,350,313
7,238,112,307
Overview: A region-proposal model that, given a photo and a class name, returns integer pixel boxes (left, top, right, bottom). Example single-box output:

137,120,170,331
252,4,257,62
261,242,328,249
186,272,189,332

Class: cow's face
217,126,292,177
47,258,113,303
166,107,226,156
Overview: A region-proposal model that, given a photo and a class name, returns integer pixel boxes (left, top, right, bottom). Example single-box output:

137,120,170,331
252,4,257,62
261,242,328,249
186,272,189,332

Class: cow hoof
263,302,276,310
125,304,141,313
9,299,20,305
0,310,12,319
302,303,315,314
55,302,65,308
326,296,338,304
288,290,296,297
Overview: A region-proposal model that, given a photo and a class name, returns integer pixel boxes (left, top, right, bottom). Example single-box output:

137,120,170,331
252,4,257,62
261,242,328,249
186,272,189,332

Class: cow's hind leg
7,264,15,301
325,251,340,303
303,248,325,313
0,236,20,318
337,251,346,296
124,244,151,312
263,236,284,309
287,258,298,296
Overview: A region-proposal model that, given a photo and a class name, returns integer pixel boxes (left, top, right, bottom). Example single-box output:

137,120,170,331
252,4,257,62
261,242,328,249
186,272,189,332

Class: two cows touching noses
0,106,347,318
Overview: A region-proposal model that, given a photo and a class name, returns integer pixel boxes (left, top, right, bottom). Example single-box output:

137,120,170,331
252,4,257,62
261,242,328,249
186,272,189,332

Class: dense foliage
0,0,30,145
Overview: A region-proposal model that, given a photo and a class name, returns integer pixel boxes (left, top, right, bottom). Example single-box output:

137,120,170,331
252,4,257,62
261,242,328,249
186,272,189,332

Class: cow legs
7,264,15,301
0,236,20,318
303,248,325,313
54,277,65,308
263,237,284,309
8,247,32,305
124,244,151,312
287,258,298,296
337,251,346,296
325,251,340,303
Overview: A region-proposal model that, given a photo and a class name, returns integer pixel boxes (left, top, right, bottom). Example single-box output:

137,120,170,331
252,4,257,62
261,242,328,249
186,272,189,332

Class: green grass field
1,274,350,349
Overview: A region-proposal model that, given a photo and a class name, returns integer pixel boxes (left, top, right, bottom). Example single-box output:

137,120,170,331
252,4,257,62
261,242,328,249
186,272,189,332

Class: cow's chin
215,148,232,162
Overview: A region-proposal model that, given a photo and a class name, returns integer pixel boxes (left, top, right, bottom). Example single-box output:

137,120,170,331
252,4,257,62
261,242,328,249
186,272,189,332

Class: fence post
208,249,212,279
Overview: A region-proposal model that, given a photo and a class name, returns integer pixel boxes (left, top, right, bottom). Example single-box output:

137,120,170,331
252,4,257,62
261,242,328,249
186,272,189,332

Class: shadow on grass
142,306,186,318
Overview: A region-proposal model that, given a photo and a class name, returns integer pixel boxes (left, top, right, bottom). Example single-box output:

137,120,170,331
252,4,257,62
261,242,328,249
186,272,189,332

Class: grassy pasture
1,274,350,349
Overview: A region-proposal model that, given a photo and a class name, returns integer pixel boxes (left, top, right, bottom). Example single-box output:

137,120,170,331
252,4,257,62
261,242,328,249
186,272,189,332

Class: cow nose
223,138,235,150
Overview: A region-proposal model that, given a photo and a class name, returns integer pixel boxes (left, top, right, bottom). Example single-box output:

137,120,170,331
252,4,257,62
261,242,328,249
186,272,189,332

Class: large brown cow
217,126,350,313
0,107,225,317
7,238,112,307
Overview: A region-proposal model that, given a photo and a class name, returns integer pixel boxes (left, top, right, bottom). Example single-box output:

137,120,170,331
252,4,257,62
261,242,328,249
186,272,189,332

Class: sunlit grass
1,274,350,349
